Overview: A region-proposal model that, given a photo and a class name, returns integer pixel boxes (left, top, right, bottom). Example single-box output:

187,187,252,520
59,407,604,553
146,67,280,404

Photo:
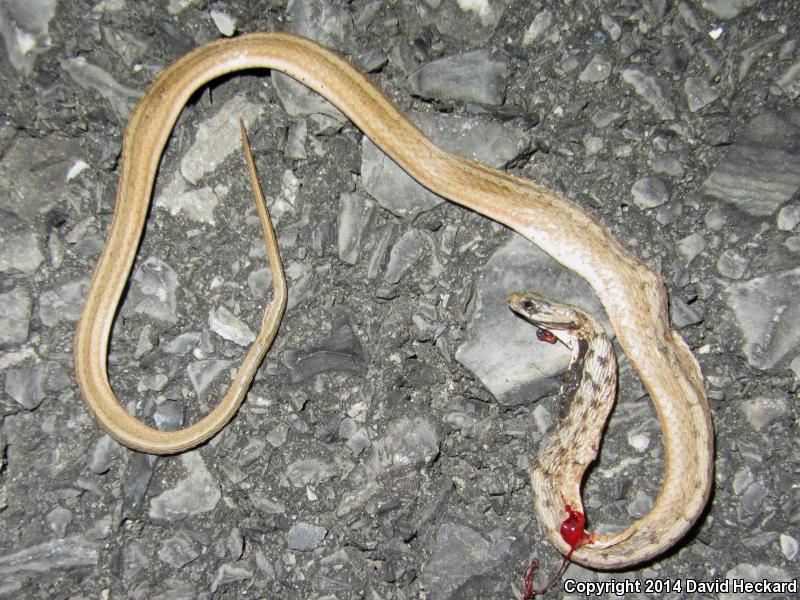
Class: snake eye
521,299,535,311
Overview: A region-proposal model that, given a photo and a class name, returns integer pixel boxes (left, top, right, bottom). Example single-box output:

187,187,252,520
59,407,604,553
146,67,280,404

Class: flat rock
631,176,670,209
0,134,81,220
4,364,45,410
208,306,256,347
0,0,56,72
726,267,800,369
158,534,200,568
0,287,32,347
38,279,89,327
455,234,610,406
337,192,375,265
286,522,327,551
0,534,98,576
131,258,179,323
368,416,440,478
149,452,221,520
283,319,364,383
702,111,800,216
0,229,44,274
408,49,508,106
62,56,142,122
621,68,676,120
424,523,516,600
179,96,263,185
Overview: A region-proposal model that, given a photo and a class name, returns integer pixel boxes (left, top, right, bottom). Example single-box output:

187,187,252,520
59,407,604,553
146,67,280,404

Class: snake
73,32,714,570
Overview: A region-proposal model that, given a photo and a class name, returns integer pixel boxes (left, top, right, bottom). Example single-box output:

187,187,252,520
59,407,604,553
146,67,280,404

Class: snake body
74,32,713,569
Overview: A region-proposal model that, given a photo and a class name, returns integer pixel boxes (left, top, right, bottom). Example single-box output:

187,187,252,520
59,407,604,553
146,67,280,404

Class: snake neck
534,326,617,516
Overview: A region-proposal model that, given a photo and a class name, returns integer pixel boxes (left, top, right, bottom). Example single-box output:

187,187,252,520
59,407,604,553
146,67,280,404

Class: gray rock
345,427,371,456
287,0,353,50
424,523,515,600
0,135,79,221
384,230,425,284
430,0,503,40
0,229,43,274
285,119,307,160
368,416,440,477
155,181,220,225
455,234,609,406
209,10,236,36
338,193,375,265
627,489,654,519
208,306,255,347
780,534,798,560
283,319,364,383
38,279,89,327
701,0,759,20
591,107,624,128
210,563,253,593
0,535,98,575
162,332,201,355
123,453,158,515
285,458,349,487
0,0,56,72
131,258,179,323
179,96,263,186
158,534,200,568
265,421,290,448
631,176,670,209
785,236,800,253
777,204,800,231
578,55,612,83
621,68,676,120
62,56,142,122
149,452,222,520
89,434,122,475
408,49,508,106
716,249,749,279
102,26,148,68
719,563,793,600
247,267,273,299
649,154,685,178
187,359,234,395
684,77,721,112
153,401,183,432
740,396,788,432
601,12,622,41
671,297,703,328
677,232,706,265
522,10,553,45
248,494,286,515
45,506,73,537
4,363,45,410
0,287,31,346
287,522,327,551
776,60,800,99
702,112,800,217
726,267,800,369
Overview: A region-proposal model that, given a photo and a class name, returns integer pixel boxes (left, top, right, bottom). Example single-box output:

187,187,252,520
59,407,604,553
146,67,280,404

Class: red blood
559,505,587,549
536,329,557,344
519,505,594,599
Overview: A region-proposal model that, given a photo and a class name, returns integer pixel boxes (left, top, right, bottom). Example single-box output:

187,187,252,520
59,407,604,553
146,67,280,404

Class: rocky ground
1,0,799,598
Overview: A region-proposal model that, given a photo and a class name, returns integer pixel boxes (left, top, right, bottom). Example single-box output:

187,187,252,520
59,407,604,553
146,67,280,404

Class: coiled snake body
74,33,714,570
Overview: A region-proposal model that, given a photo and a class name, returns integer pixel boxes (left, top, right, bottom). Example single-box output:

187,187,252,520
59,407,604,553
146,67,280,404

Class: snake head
506,291,577,331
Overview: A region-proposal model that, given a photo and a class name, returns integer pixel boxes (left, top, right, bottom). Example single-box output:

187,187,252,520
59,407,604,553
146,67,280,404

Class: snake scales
74,32,713,570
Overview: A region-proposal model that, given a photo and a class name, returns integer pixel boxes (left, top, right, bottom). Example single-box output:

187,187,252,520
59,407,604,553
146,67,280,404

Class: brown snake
74,32,713,570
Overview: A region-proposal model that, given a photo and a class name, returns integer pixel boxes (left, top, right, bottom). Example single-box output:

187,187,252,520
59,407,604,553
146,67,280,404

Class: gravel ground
1,0,799,598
